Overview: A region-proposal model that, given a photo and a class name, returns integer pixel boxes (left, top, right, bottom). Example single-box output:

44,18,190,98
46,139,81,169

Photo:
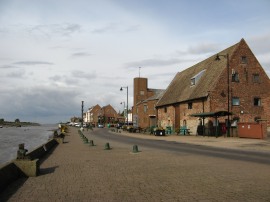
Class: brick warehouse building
156,39,270,137
133,77,164,128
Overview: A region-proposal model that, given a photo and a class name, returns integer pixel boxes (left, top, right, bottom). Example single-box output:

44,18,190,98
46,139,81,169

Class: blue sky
0,0,270,123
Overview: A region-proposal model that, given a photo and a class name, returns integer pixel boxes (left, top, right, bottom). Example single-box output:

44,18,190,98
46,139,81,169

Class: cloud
0,65,20,69
25,23,81,38
49,74,80,86
125,57,193,68
91,23,118,34
13,61,54,66
187,42,221,55
71,52,92,57
248,33,270,54
71,70,96,79
0,85,81,123
123,24,141,32
91,23,140,34
6,69,26,78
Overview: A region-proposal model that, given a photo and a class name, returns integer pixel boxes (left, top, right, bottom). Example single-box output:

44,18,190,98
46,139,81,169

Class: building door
174,105,180,128
149,116,156,127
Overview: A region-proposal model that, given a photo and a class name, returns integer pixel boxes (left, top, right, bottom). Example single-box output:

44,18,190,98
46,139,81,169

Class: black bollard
89,140,96,146
132,145,139,153
104,142,111,150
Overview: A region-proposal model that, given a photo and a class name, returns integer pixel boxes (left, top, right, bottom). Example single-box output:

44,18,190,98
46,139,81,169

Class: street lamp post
120,86,128,126
215,53,230,137
81,101,84,128
120,101,126,122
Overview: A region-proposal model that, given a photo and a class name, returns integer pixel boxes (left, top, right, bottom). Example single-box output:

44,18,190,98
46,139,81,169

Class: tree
15,118,20,123
0,118,4,124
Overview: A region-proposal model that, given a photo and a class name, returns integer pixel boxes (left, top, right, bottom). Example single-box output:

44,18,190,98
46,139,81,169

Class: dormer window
191,78,195,86
190,69,206,86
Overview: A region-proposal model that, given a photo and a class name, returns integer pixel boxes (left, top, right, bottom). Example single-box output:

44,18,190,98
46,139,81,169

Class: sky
0,0,270,124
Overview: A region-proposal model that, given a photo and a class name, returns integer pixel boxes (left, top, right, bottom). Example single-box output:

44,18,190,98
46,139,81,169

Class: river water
0,124,58,165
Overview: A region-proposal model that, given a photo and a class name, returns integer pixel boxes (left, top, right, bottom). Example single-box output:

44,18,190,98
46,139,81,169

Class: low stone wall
0,138,59,193
0,162,24,192
27,139,58,160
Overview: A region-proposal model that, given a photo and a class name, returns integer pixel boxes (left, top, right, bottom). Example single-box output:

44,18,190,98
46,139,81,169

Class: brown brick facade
133,77,164,128
157,39,270,135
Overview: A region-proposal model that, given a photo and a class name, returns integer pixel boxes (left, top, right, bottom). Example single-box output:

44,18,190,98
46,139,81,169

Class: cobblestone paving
1,127,270,201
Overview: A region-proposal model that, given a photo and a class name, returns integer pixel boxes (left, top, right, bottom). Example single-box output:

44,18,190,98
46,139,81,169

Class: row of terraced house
84,104,125,127
132,39,270,138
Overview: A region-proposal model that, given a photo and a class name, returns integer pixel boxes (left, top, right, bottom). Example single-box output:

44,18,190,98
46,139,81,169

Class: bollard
104,142,111,150
89,140,96,146
17,143,29,159
132,145,139,153
83,138,88,144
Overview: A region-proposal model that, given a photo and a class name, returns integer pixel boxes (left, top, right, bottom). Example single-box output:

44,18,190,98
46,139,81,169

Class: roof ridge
157,39,242,107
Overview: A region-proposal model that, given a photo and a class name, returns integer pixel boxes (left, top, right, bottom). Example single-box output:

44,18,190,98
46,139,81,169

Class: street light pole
120,86,128,126
120,101,126,122
81,101,84,128
215,53,230,137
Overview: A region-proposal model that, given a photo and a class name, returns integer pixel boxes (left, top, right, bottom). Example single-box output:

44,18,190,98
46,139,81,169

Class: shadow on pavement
0,177,28,202
39,166,59,175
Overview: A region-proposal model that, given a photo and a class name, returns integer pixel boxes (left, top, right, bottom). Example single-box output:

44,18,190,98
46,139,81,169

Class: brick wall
211,40,270,124
136,99,158,128
157,40,270,134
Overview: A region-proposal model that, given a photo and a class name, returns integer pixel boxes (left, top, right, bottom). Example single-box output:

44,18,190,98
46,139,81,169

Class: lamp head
120,87,123,91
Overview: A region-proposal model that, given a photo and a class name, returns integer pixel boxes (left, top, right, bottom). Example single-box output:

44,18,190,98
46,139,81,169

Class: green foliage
15,118,20,123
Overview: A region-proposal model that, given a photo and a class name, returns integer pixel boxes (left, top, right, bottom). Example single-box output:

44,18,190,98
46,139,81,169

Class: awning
190,111,232,118
190,111,232,137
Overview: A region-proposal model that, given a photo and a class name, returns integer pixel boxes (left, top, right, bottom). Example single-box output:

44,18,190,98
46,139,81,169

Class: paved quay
1,127,270,202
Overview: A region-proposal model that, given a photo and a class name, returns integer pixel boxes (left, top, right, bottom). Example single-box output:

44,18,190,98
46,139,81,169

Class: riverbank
0,121,40,127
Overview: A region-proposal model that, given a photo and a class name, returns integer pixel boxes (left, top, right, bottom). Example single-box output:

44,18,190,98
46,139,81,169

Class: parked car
98,124,104,128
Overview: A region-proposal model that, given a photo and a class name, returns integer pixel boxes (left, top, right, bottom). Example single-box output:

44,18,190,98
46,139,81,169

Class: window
254,97,261,106
188,102,193,109
143,105,147,113
190,78,195,86
164,107,167,113
232,72,239,82
232,97,240,106
241,56,247,64
253,74,260,83
190,69,206,86
140,91,144,95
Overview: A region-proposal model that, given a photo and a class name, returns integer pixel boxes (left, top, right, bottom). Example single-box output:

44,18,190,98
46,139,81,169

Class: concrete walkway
1,127,270,201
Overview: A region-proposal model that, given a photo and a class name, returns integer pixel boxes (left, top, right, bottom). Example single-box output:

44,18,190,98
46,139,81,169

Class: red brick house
156,39,270,136
98,104,120,126
85,104,101,126
85,104,124,126
133,77,165,128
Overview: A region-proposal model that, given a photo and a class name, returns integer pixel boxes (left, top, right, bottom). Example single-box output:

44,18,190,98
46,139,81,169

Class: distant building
156,39,270,137
133,77,165,128
98,104,122,126
84,104,124,126
85,104,101,126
